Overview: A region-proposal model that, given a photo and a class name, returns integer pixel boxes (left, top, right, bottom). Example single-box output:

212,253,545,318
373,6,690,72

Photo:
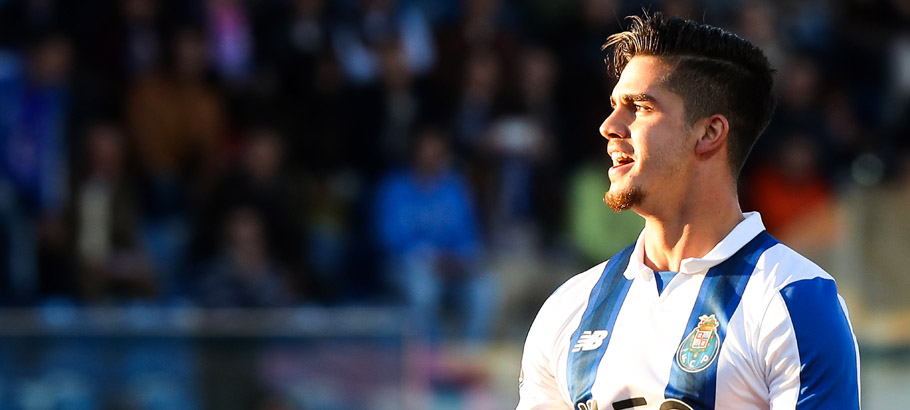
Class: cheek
640,130,688,171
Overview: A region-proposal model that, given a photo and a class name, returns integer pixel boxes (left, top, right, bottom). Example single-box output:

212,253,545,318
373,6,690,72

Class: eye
633,103,651,112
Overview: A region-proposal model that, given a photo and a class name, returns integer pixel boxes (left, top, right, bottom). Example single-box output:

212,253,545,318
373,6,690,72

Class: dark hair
603,12,776,177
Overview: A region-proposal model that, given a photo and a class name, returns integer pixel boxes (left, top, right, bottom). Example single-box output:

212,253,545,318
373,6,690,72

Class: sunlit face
600,56,693,213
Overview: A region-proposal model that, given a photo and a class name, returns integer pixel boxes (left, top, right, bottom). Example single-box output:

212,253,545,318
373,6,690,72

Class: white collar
623,211,767,279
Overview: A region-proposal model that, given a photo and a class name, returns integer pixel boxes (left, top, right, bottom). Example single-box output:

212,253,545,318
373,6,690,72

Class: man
375,127,496,341
517,13,860,410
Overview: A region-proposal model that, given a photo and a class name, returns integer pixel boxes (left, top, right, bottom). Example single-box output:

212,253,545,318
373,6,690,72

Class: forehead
612,56,674,98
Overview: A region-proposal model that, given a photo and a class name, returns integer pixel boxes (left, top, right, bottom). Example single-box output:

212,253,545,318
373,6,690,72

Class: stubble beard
604,185,644,212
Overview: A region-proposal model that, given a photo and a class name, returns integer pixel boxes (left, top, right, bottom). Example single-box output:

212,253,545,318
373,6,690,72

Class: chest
555,275,769,410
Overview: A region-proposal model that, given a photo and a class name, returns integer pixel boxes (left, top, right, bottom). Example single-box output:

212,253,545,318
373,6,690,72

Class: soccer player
517,13,860,410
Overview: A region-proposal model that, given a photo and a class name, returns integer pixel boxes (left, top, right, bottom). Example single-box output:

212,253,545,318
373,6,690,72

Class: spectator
303,170,359,302
749,55,828,176
205,0,254,83
432,0,521,120
62,0,165,128
331,0,435,86
121,0,164,77
566,161,644,266
453,50,501,156
0,32,73,304
127,26,225,187
453,0,520,51
744,133,841,254
0,0,64,48
263,0,333,76
196,205,293,308
349,40,426,173
547,0,621,168
374,127,497,341
484,47,560,245
192,127,306,297
735,1,785,69
73,121,155,302
258,0,337,147
126,26,226,297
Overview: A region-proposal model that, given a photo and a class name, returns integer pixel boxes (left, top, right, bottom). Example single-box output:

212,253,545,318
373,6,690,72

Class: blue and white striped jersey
517,212,860,410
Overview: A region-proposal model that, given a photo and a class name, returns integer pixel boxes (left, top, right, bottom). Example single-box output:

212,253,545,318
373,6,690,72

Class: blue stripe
664,232,779,410
780,277,859,410
567,243,636,406
655,271,677,295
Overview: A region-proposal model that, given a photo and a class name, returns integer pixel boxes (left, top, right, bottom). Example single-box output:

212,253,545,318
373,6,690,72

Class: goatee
604,186,644,212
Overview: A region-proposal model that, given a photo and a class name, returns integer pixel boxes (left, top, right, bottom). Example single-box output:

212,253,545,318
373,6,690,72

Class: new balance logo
572,330,609,352
577,399,598,410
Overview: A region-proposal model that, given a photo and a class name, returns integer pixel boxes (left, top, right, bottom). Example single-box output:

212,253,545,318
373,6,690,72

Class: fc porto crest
676,314,720,373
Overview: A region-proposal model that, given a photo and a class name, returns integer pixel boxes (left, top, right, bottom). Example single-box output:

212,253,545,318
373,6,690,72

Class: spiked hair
603,12,776,177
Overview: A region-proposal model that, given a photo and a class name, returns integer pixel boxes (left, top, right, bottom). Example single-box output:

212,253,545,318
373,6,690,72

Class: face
600,56,693,212
414,130,449,177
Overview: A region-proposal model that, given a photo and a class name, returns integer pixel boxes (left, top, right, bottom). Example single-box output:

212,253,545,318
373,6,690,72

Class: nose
599,108,628,140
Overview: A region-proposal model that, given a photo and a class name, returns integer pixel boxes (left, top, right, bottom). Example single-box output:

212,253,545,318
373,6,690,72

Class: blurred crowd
1,0,910,341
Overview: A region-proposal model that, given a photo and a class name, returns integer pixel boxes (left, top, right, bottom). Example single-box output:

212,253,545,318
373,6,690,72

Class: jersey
517,212,860,410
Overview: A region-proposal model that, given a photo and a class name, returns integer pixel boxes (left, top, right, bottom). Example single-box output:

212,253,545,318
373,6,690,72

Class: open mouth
610,152,635,169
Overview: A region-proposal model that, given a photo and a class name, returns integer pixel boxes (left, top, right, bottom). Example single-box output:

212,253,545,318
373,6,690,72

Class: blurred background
0,0,908,408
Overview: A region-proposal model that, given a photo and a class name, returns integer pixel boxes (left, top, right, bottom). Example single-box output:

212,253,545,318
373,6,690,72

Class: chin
604,186,644,212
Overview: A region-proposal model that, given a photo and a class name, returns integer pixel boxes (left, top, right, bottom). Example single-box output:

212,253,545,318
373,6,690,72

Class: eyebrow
610,93,656,107
626,93,655,102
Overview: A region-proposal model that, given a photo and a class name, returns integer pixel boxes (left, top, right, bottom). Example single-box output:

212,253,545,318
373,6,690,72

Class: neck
637,180,743,272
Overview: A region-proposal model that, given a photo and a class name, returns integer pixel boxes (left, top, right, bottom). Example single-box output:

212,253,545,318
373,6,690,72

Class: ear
694,114,729,159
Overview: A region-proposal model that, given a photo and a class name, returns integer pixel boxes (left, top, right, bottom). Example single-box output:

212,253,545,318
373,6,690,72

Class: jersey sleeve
516,292,571,410
760,277,861,410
